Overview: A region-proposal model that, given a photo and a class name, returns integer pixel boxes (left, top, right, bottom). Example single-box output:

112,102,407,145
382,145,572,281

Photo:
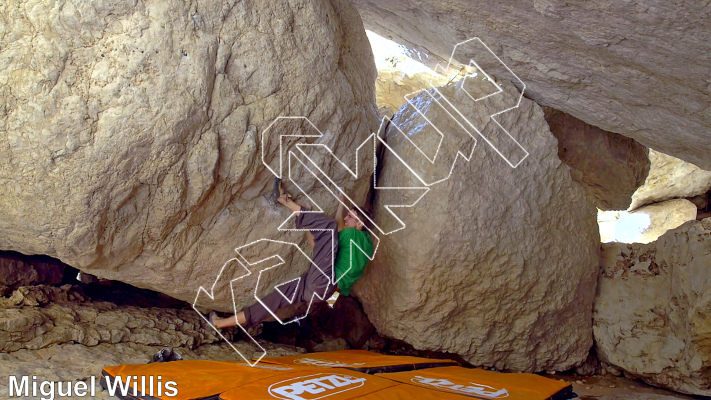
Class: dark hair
350,207,374,232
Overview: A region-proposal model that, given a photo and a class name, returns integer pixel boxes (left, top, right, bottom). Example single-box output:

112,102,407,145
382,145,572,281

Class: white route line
394,93,479,187
195,37,529,366
240,239,331,327
426,37,530,169
261,116,322,179
192,257,266,366
293,131,429,236
274,276,301,304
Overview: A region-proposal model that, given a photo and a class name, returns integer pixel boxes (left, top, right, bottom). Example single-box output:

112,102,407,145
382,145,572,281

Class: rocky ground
1,271,708,400
554,374,706,400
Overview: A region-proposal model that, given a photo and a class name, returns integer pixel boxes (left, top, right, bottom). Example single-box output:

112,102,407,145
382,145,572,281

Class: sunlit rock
542,108,649,211
354,80,599,371
351,0,711,169
595,218,711,395
375,68,450,116
630,150,711,211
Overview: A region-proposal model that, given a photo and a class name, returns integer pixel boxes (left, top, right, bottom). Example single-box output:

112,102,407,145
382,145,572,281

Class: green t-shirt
334,228,374,296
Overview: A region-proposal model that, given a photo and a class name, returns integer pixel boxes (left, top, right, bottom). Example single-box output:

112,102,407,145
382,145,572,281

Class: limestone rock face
0,253,66,293
595,219,711,396
376,68,449,116
354,81,600,371
0,285,218,352
630,150,711,211
351,0,711,169
0,0,379,309
542,108,649,210
613,199,698,244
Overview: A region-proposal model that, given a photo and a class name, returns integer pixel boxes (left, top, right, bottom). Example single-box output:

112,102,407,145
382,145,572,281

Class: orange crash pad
376,366,574,400
258,349,456,374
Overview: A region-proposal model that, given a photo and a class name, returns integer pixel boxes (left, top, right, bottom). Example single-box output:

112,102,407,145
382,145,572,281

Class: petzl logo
293,358,366,368
412,376,509,398
269,373,366,400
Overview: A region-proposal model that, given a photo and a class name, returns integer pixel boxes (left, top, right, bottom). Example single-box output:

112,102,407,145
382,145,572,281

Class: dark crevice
0,250,189,309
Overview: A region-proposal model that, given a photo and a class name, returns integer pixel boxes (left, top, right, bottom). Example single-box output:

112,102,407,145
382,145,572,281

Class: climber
209,181,374,330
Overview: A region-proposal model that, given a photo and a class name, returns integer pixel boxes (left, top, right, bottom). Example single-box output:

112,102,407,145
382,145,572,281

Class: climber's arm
335,192,347,231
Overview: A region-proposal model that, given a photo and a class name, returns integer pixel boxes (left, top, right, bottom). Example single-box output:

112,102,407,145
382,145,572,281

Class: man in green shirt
209,188,373,330
333,193,374,296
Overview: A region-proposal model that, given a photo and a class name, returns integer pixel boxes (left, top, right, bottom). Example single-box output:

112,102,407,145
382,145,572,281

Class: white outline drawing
240,239,331,326
261,117,323,180
275,277,301,304
427,37,529,169
192,257,267,366
194,37,530,366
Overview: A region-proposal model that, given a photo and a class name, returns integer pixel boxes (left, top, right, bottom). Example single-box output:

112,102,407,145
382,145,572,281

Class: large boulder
543,108,650,210
354,79,600,371
0,0,379,309
630,150,711,211
351,0,711,170
595,218,711,396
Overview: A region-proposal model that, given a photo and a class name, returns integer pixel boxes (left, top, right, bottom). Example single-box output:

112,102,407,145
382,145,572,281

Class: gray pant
244,210,338,326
